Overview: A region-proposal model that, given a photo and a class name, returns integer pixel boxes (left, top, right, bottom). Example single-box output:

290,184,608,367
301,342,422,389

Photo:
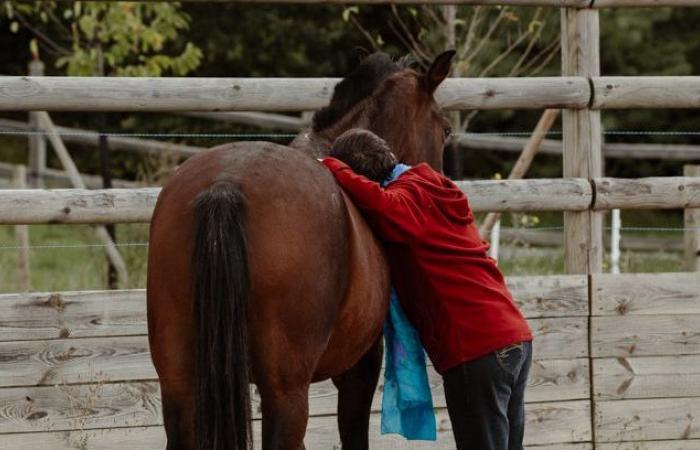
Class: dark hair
330,128,397,182
313,53,402,132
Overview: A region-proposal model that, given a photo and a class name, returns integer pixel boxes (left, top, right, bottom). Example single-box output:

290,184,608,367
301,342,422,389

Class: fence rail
0,274,591,448
0,177,697,224
453,134,700,161
71,0,700,8
3,76,700,111
0,118,202,157
0,272,698,449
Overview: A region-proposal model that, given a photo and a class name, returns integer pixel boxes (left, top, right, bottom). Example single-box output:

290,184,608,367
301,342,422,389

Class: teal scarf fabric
381,289,437,440
380,163,436,441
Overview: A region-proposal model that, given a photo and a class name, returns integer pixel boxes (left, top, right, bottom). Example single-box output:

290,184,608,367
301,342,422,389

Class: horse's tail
191,181,252,450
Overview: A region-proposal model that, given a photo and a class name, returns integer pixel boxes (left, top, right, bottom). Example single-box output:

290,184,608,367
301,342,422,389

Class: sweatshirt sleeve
321,157,426,241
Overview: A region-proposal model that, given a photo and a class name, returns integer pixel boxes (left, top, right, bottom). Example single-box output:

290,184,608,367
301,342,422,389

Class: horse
146,50,455,450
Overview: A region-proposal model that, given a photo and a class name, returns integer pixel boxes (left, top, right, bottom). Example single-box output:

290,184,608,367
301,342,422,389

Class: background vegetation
0,2,697,292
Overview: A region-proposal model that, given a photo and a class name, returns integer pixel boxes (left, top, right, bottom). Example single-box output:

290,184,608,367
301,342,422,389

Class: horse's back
148,141,387,386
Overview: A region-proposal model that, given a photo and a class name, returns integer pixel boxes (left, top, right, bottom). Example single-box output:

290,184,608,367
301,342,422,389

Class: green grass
497,245,684,276
0,223,149,293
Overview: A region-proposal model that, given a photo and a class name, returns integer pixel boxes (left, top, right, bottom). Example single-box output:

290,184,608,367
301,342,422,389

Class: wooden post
12,165,31,291
479,108,560,237
36,111,129,285
562,10,602,450
443,5,462,179
98,118,118,289
685,165,700,271
27,60,46,188
562,9,603,274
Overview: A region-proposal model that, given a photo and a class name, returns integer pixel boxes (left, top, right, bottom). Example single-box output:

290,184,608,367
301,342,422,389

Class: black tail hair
192,181,252,450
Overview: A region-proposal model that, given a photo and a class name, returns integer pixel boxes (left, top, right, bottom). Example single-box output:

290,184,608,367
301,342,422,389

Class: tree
2,1,202,76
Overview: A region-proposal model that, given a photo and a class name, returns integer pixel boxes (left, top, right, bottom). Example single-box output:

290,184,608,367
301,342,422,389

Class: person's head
329,128,397,183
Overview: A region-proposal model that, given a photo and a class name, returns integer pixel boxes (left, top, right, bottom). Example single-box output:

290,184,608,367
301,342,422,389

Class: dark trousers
442,341,532,450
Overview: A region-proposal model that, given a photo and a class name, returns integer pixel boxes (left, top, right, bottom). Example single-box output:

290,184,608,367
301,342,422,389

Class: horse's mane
312,53,408,132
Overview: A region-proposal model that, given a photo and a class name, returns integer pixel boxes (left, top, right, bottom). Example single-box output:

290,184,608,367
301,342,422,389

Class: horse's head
312,51,455,173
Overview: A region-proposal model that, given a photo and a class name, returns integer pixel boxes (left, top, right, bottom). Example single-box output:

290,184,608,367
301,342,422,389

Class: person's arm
322,157,426,240
321,158,398,213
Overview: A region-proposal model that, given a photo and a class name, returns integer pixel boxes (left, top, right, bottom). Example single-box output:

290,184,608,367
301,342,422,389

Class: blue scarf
381,163,411,187
380,163,436,441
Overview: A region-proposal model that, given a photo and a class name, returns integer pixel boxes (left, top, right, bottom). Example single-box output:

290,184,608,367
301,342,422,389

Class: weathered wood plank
455,178,592,212
0,277,586,341
0,188,159,224
592,315,700,357
437,77,589,110
0,381,161,433
12,165,30,291
508,275,588,318
0,180,592,224
2,177,699,225
562,7,603,275
531,317,588,359
592,273,700,316
596,397,700,442
594,177,700,210
0,290,147,341
302,401,592,448
594,355,700,400
0,426,167,450
4,75,700,112
0,316,584,388
0,356,587,434
0,405,592,450
526,358,590,401
597,441,700,450
0,336,156,388
286,358,589,418
592,76,700,109
685,165,700,271
0,76,589,112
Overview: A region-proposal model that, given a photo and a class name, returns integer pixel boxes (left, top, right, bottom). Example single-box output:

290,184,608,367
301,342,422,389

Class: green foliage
1,1,202,76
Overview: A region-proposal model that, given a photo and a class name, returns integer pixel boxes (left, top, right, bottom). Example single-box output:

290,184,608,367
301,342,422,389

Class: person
321,128,534,450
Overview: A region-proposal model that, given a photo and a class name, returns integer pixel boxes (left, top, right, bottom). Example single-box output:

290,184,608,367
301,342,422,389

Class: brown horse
147,50,455,450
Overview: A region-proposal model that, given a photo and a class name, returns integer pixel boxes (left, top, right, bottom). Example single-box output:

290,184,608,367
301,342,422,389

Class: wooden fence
2,76,700,111
83,0,700,6
0,176,698,224
2,0,700,447
0,272,697,449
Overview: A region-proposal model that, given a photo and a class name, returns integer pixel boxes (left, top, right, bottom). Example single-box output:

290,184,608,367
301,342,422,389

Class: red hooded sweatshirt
323,158,533,374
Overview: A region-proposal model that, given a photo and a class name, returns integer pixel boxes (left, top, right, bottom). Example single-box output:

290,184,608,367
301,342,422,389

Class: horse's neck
289,129,335,157
292,104,373,155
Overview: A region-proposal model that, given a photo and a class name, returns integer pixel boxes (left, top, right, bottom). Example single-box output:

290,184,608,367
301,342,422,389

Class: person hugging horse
322,128,534,450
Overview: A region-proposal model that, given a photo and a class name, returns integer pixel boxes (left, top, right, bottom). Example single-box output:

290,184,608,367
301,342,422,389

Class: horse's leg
332,336,383,450
160,383,195,450
259,383,310,450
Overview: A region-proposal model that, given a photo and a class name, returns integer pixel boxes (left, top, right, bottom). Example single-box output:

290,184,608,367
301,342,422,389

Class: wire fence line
0,242,149,250
0,226,696,251
2,129,700,139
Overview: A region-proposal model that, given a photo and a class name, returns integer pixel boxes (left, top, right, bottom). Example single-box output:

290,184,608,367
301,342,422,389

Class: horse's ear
424,50,456,94
353,46,372,62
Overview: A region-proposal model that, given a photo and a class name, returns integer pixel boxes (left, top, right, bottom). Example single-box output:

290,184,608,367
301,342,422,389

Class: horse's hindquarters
313,192,391,381
147,142,390,448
